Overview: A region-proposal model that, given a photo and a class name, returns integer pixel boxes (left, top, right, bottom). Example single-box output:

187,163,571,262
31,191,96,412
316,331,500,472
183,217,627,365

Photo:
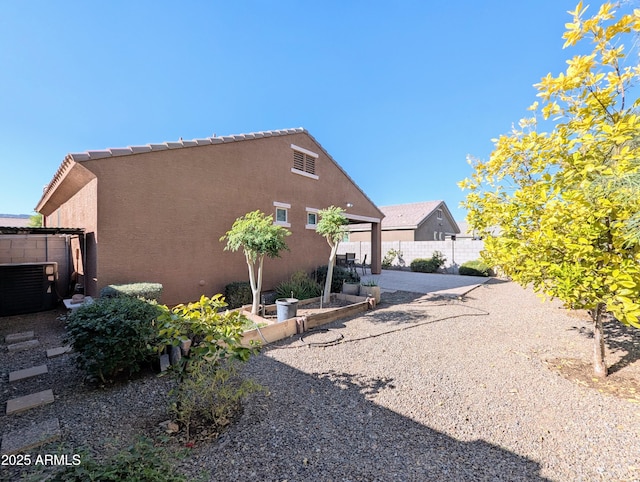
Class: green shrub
410,251,447,273
459,259,492,277
313,265,360,293
46,437,192,482
156,294,259,439
100,282,163,301
65,297,161,383
224,281,253,309
275,271,322,300
382,248,403,268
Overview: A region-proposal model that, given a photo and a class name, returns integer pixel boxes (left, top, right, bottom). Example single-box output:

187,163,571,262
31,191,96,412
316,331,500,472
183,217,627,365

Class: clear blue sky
1,1,589,220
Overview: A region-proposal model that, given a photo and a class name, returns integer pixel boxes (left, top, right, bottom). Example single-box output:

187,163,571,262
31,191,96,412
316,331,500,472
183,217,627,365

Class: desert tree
460,2,640,377
220,210,290,314
316,206,349,304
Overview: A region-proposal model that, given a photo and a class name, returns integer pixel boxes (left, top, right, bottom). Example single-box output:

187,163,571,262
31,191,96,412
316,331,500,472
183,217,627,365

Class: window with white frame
436,208,443,220
305,207,319,229
291,144,319,180
273,202,291,227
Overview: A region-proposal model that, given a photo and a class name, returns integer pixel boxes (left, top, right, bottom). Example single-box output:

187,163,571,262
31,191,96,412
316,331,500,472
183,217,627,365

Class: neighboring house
35,128,384,304
348,200,459,242
0,214,31,227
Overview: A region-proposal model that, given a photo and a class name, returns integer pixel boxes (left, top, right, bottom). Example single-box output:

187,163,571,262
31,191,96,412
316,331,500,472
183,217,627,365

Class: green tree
220,210,290,314
316,206,349,304
460,2,640,377
28,212,42,227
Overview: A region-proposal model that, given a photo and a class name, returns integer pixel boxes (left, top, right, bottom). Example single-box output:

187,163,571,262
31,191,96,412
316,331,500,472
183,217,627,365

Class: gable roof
379,201,444,230
36,128,384,221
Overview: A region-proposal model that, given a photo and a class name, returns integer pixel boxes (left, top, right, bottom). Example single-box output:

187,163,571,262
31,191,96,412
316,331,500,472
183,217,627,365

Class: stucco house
348,200,459,242
35,128,383,304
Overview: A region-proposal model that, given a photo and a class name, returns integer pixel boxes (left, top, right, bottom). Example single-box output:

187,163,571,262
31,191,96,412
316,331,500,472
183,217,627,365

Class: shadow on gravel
206,356,550,481
570,317,640,375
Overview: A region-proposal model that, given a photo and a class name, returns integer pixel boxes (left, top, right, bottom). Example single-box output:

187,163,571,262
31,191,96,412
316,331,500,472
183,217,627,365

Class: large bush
459,259,492,277
275,271,322,300
224,281,253,309
156,294,260,438
410,251,446,273
65,297,161,383
313,265,360,293
100,282,163,301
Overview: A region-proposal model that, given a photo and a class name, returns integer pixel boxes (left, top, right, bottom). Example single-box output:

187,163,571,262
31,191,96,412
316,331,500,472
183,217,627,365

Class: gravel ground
2,280,640,481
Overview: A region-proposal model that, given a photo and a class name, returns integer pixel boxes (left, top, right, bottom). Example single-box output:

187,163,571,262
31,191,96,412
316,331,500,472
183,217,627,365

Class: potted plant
342,279,360,296
359,279,380,303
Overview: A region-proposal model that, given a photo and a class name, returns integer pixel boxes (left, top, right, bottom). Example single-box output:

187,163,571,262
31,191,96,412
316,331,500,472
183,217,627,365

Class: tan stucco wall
59,132,381,304
350,229,414,242
45,179,98,296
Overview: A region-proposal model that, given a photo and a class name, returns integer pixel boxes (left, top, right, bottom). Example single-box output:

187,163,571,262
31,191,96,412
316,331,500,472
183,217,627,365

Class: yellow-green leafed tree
459,2,640,377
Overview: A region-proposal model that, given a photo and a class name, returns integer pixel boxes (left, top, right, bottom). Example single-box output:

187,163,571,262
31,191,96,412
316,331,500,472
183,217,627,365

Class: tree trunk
592,302,608,377
245,253,261,315
323,243,338,304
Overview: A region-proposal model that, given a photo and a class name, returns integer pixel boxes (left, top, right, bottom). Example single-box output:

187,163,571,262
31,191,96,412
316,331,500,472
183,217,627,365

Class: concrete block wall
338,239,485,273
0,235,72,297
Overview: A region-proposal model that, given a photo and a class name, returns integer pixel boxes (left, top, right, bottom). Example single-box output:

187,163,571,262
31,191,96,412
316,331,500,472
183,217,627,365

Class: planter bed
239,293,373,346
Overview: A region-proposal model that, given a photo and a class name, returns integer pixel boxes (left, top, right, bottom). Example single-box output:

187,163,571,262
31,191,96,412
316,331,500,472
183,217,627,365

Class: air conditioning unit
0,262,58,317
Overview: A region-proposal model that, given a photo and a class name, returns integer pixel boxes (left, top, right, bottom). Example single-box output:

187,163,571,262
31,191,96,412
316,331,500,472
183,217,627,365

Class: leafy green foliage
156,294,259,437
382,248,403,268
224,281,253,309
410,251,446,273
168,359,265,438
275,270,322,300
316,206,349,302
28,212,42,227
65,297,161,383
100,282,163,301
46,437,192,482
316,206,349,244
459,260,491,277
313,265,360,293
459,2,640,375
220,210,291,314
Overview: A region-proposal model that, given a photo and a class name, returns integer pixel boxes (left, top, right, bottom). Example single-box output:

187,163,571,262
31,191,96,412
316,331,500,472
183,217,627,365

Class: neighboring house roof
349,201,460,233
0,214,30,227
36,127,384,222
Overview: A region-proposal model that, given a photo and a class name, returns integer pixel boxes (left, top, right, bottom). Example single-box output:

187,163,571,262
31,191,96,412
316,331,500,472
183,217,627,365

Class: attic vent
291,144,319,179
293,149,315,175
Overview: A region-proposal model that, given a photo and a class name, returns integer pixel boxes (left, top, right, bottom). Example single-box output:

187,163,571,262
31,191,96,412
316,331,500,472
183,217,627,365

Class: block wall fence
338,239,485,273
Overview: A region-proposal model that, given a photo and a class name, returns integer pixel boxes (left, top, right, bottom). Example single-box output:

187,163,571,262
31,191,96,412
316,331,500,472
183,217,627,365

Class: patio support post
371,221,382,274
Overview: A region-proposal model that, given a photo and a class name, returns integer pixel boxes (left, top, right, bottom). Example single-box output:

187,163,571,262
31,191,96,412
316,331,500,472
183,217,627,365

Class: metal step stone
6,389,55,415
1,418,61,455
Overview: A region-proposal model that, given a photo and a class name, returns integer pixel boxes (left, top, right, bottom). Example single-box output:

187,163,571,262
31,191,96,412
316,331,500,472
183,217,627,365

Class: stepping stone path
2,330,70,454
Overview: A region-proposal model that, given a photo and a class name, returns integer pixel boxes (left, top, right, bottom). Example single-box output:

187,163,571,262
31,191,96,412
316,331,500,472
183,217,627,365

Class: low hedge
459,260,492,277
224,281,253,309
65,297,162,382
100,282,163,301
313,265,360,293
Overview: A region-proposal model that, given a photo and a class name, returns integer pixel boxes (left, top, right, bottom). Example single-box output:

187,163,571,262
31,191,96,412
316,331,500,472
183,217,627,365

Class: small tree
220,210,290,314
316,206,349,304
460,2,640,377
28,212,42,227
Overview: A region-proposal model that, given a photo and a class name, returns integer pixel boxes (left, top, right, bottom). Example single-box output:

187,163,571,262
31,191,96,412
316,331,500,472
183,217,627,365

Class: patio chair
360,254,369,275
336,254,347,268
346,253,356,272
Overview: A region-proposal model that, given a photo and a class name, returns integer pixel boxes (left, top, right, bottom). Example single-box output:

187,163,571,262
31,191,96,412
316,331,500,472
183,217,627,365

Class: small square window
276,208,288,223
307,212,317,225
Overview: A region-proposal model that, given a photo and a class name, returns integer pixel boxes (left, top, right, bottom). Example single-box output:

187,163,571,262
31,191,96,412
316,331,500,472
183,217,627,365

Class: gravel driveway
188,280,640,481
2,279,639,481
